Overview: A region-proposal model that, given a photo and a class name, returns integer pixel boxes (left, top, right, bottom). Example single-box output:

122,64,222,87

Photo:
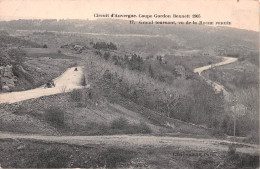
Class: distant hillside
0,30,42,48
0,19,258,51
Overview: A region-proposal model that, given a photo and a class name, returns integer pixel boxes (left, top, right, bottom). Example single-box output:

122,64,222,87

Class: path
194,57,238,98
0,67,85,104
0,132,258,155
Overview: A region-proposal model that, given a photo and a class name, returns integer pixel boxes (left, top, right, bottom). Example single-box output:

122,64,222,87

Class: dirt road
0,132,258,155
0,67,85,104
194,57,238,97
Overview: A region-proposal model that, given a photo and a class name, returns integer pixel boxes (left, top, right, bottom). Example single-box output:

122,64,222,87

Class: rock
2,85,10,92
17,144,26,150
0,65,17,91
166,122,175,129
3,66,13,78
2,77,15,87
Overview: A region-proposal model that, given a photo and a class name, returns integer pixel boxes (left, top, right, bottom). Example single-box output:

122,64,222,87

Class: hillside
0,19,257,53
0,32,77,92
0,19,258,168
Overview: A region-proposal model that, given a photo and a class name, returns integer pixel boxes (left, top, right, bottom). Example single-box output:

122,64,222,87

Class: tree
230,101,246,136
148,64,154,78
104,52,110,60
81,75,86,86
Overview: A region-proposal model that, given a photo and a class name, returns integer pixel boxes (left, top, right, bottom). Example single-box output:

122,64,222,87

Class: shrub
228,144,236,156
110,117,152,134
103,52,110,60
44,107,65,127
111,117,129,130
70,89,83,102
194,157,216,169
101,147,135,168
135,122,152,134
210,127,225,138
245,131,259,144
43,44,48,48
81,75,86,86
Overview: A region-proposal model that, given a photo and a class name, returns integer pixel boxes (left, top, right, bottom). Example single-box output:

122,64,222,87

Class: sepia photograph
0,0,259,168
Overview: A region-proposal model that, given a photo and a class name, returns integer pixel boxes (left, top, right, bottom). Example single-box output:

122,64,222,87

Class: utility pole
233,115,236,136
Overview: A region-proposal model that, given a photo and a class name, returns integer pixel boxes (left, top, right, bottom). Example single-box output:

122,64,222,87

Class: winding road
0,56,238,104
0,67,85,104
194,56,238,97
0,132,258,155
1,56,254,156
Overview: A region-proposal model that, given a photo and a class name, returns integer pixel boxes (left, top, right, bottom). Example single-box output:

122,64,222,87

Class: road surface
194,57,238,97
0,67,85,104
0,132,258,155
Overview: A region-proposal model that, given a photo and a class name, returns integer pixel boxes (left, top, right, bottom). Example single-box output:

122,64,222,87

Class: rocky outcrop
0,65,17,91
174,65,186,79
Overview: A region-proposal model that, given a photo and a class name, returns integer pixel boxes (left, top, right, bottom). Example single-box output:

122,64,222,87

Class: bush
81,75,86,86
111,117,129,130
43,44,48,48
70,89,83,102
210,127,225,138
101,147,135,168
110,117,152,134
194,157,216,169
228,144,236,156
245,131,259,143
135,122,152,134
44,107,65,127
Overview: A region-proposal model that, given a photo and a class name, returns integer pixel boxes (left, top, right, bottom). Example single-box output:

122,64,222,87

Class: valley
0,19,258,168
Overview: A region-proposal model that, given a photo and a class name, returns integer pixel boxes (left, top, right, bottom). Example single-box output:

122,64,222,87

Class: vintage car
44,80,55,88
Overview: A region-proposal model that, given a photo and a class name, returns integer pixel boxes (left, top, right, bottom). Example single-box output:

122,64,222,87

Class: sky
0,0,258,31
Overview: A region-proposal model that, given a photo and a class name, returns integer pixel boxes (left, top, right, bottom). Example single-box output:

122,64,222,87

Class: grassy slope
0,32,77,92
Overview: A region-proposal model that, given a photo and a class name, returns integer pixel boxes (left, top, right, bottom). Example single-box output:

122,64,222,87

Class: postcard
0,0,259,168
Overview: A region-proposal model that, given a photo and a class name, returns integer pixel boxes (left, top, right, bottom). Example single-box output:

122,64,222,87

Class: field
24,48,73,59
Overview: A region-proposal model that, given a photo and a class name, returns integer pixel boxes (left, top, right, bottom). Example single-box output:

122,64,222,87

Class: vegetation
0,139,137,168
70,89,83,102
44,107,65,127
202,58,259,139
0,48,26,66
110,117,152,134
0,139,258,168
0,20,258,168
0,31,41,48
93,42,117,50
36,146,71,167
84,53,225,133
101,147,136,168
81,75,86,86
